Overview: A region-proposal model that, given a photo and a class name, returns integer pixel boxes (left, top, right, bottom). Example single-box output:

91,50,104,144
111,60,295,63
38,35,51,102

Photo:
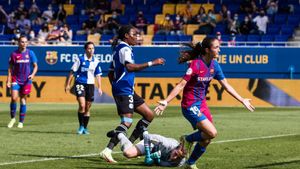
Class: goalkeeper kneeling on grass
118,131,186,167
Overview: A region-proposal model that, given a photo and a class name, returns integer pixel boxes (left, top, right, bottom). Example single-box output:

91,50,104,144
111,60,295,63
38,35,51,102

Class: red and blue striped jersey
9,49,37,85
181,58,225,108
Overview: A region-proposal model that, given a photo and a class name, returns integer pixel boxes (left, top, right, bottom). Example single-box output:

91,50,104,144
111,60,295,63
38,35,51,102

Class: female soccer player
7,35,38,128
154,37,255,169
65,41,102,135
99,25,165,163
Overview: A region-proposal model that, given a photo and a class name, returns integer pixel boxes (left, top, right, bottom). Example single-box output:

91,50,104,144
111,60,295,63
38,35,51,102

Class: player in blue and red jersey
155,37,255,169
6,35,38,129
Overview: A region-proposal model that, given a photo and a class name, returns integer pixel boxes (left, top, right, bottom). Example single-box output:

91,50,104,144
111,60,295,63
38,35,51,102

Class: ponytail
178,37,217,64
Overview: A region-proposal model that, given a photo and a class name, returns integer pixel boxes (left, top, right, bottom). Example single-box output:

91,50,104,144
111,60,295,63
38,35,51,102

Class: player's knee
207,129,217,139
11,96,18,102
200,139,211,147
123,151,135,158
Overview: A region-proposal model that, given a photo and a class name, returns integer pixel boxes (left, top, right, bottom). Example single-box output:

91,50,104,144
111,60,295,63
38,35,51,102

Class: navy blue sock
19,104,26,123
10,102,17,118
187,143,206,165
186,131,202,142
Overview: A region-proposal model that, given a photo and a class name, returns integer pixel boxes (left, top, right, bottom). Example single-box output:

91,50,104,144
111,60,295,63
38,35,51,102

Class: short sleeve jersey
9,49,37,85
149,134,186,167
71,55,102,84
110,41,135,96
181,58,225,108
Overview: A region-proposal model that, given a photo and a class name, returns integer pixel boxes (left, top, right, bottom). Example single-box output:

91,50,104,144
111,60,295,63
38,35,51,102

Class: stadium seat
191,4,201,16
152,35,165,45
141,35,153,45
281,25,294,36
166,35,179,44
175,4,186,15
149,5,162,15
261,35,274,46
179,35,192,42
66,15,78,25
162,4,175,14
193,35,206,43
144,14,155,24
137,5,149,14
274,14,287,25
104,14,112,22
247,35,261,46
186,24,199,35
125,5,136,15
274,35,289,46
235,35,246,42
119,16,129,25
87,34,101,45
287,15,300,26
121,0,131,5
147,24,155,35
146,0,157,5
267,25,281,35
155,14,165,24
63,4,75,16
73,35,87,42
101,34,114,45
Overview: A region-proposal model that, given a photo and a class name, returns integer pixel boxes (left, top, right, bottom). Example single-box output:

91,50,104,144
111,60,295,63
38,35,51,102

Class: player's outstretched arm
218,79,255,112
155,79,187,115
125,58,165,72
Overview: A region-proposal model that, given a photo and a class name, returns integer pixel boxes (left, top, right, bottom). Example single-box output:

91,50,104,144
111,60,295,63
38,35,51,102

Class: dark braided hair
111,25,135,49
178,37,217,64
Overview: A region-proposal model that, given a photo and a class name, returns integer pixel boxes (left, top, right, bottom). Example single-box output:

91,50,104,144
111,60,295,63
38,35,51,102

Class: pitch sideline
0,133,298,166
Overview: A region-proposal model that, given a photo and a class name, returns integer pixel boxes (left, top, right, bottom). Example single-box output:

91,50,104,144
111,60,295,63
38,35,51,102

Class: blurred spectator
266,0,278,16
253,9,269,34
170,14,184,35
42,4,54,23
103,11,120,35
37,24,49,44
16,14,31,34
194,9,216,35
28,3,42,26
156,13,173,35
228,33,236,46
111,0,122,14
220,4,231,23
192,6,206,24
227,13,240,34
78,13,97,35
58,24,72,45
28,29,38,45
240,15,255,34
134,11,147,35
11,28,21,45
240,0,257,14
84,0,98,15
0,5,7,24
46,24,61,43
182,0,193,21
14,1,28,19
0,6,16,34
54,4,67,25
95,14,105,34
97,0,110,15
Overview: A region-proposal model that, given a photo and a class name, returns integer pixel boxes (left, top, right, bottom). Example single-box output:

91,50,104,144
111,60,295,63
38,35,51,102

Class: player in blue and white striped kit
99,25,165,163
65,41,102,135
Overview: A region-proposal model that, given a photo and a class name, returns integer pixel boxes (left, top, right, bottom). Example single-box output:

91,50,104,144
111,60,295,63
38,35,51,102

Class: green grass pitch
0,103,299,169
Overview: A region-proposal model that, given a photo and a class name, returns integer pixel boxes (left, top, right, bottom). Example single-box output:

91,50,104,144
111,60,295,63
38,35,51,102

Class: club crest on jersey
45,51,58,65
186,68,192,75
25,54,29,58
210,69,214,74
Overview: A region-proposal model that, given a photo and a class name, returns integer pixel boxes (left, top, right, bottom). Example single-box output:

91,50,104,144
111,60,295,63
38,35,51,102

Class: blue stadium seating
101,34,114,45
73,35,87,41
261,35,274,46
281,25,294,36
247,35,261,46
267,25,281,35
178,35,192,42
274,14,287,25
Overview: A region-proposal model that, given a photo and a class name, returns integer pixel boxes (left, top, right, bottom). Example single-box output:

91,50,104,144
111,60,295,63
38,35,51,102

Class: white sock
118,133,133,151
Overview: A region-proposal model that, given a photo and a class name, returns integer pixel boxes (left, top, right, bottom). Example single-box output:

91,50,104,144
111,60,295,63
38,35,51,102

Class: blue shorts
11,80,32,95
182,105,207,130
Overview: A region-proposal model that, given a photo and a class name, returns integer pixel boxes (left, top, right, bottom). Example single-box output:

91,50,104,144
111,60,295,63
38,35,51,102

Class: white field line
0,133,297,166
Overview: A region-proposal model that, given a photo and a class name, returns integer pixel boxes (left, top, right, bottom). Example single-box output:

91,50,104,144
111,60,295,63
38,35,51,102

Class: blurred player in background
118,131,186,167
65,41,102,135
155,37,255,169
6,35,38,129
99,25,165,163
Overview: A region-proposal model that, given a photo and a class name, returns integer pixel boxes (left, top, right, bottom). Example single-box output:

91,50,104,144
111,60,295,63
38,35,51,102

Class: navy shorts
74,83,94,102
114,92,145,115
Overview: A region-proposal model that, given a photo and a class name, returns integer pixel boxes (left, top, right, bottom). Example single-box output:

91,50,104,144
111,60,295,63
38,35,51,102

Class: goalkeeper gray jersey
149,134,186,167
